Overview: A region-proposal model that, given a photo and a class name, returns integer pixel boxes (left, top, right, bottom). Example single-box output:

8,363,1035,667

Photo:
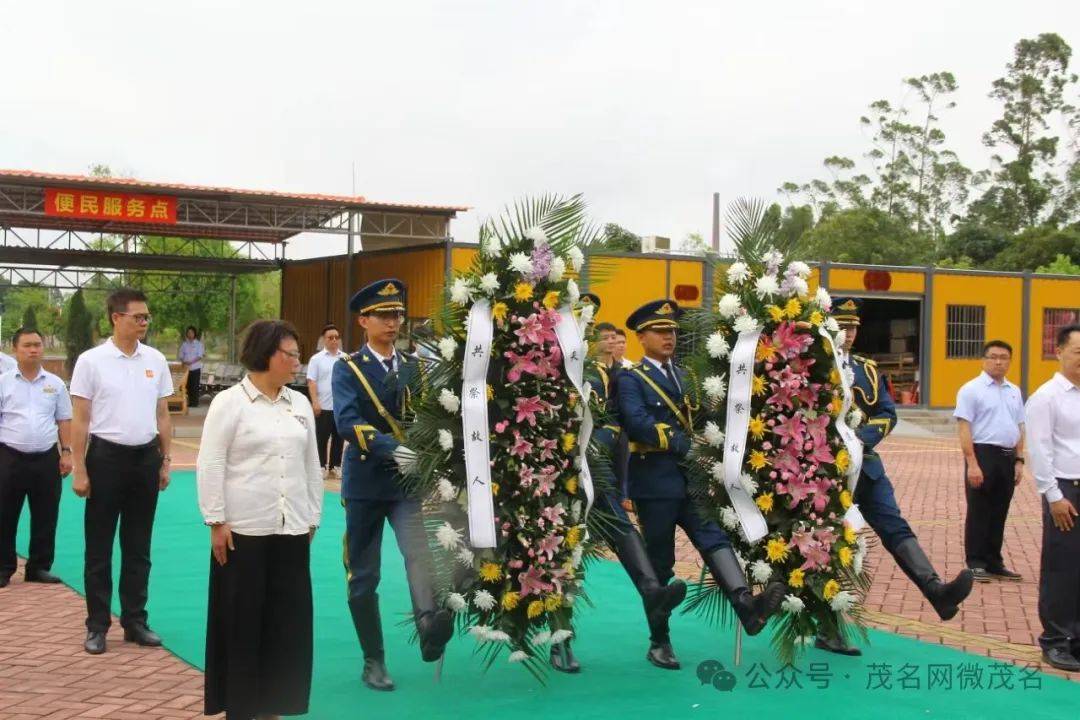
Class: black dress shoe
549,641,581,673
84,631,106,655
970,568,993,583
0,576,10,588
814,632,863,656
362,658,396,691
25,569,62,584
123,624,162,646
646,641,680,670
987,567,1023,582
1043,648,1080,672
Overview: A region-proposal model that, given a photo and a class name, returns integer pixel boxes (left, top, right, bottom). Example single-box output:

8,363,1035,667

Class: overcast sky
2,1,1077,258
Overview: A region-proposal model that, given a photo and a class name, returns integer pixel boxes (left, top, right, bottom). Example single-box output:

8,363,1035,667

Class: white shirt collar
240,375,292,404
643,355,672,372
366,344,396,365
981,370,1013,387
107,337,143,358
1052,372,1080,392
14,366,46,383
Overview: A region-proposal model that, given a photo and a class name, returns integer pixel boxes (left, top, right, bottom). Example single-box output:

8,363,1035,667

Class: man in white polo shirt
70,288,174,655
306,323,345,478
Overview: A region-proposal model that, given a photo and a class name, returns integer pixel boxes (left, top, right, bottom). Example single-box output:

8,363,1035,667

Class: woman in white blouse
197,320,323,720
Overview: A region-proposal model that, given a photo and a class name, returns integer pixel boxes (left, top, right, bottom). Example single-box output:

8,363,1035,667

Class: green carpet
16,470,1080,719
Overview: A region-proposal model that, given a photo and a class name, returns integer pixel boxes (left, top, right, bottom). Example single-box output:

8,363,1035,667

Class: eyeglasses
984,354,1011,362
325,334,340,340
117,312,152,324
370,312,405,324
278,348,301,360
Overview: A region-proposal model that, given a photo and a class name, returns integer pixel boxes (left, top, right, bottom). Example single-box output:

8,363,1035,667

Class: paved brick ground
0,431,1074,719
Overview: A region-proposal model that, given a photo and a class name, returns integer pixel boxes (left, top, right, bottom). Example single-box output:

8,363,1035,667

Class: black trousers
635,497,731,587
1039,478,1080,654
0,444,61,579
964,443,1017,570
205,533,312,720
314,409,343,469
83,435,162,632
186,368,201,408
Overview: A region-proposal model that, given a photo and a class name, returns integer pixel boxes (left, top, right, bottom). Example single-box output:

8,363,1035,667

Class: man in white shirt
1025,323,1080,671
0,350,15,374
0,328,73,588
954,340,1026,582
69,288,174,656
306,324,344,477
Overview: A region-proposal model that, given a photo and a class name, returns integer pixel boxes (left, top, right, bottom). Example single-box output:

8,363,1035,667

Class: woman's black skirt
204,532,313,719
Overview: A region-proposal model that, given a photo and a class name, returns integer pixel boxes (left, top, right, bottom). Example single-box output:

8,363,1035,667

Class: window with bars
945,305,985,359
1044,308,1080,358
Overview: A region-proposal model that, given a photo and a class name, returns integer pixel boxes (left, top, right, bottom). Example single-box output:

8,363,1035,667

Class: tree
1036,252,1080,275
763,203,815,251
680,232,710,255
21,305,37,331
989,225,1080,271
65,289,94,375
941,223,1011,266
968,33,1078,230
597,223,641,253
797,207,934,265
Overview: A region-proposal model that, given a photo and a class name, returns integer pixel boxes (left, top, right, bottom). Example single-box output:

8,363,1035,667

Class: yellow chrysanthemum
829,395,844,416
823,579,840,601
561,433,576,452
839,489,853,510
748,415,766,440
487,384,494,400
823,341,833,356
565,526,582,548
492,302,509,323
784,298,802,319
752,374,767,396
829,367,841,385
836,448,850,473
514,282,534,301
542,290,561,310
479,562,502,582
788,568,805,588
809,310,824,326
755,492,774,513
544,594,563,612
756,341,777,362
527,600,544,619
766,305,785,323
502,591,520,610
748,450,769,471
838,546,853,567
766,538,789,562
491,482,500,496
564,475,578,494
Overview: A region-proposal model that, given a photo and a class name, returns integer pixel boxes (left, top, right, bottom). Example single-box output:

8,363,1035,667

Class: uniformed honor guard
0,328,73,588
817,298,974,655
332,279,452,691
549,295,687,673
618,300,786,669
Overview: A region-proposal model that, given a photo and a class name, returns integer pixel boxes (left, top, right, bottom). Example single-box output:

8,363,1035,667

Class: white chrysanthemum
706,332,730,359
720,506,739,530
781,594,806,614
727,261,752,284
703,375,727,401
446,592,467,612
486,630,511,643
524,226,548,244
750,560,773,584
473,589,496,611
830,590,857,612
508,650,529,663
571,500,583,522
450,277,473,305
571,544,584,568
468,625,491,640
435,522,461,550
437,478,458,501
853,550,865,576
438,388,460,414
843,366,855,387
703,421,725,448
739,473,759,495
787,260,811,279
824,317,840,334
835,329,847,350
480,232,502,257
566,278,580,303
550,629,573,644
735,551,748,571
754,274,780,300
568,246,585,272
711,461,725,481
763,249,784,268
508,252,533,276
790,277,809,297
847,408,865,428
456,546,475,566
733,315,760,333
438,336,458,361
815,286,832,310
548,256,566,282
580,303,595,325
479,272,500,294
717,293,741,318
438,429,454,451
532,630,552,646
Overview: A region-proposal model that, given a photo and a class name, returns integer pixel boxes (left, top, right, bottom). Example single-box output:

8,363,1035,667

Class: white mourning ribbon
555,306,596,515
819,328,866,530
461,300,497,548
721,328,769,544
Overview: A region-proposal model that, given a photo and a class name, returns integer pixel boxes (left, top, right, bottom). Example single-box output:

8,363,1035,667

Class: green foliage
65,290,94,374
680,231,710,255
597,222,641,252
21,305,38,331
798,207,934,265
941,223,1011,266
989,225,1080,271
1036,253,1080,275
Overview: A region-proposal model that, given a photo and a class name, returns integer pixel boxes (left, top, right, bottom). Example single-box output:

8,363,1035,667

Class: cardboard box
889,338,910,353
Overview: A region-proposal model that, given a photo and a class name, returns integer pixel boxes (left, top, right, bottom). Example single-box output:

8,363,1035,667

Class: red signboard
44,187,178,224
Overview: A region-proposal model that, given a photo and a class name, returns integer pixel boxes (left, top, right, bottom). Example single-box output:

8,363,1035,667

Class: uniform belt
0,442,56,459
628,442,664,454
90,435,159,453
1056,478,1080,487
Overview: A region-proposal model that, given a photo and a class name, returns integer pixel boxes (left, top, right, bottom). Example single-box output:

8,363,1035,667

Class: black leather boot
704,546,786,636
349,595,395,691
405,570,453,662
814,629,862,656
891,538,973,621
549,641,581,673
612,529,688,627
25,569,62,584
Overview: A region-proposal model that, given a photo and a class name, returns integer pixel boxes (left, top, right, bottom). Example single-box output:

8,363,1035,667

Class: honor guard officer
0,328,73,588
817,298,974,655
618,300,786,670
549,295,687,674
332,279,452,691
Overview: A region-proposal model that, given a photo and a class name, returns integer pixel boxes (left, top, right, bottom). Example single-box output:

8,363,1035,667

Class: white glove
393,445,419,473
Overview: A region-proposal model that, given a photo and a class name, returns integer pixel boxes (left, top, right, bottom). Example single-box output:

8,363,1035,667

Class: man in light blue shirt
0,350,15,374
954,340,1026,583
0,328,73,588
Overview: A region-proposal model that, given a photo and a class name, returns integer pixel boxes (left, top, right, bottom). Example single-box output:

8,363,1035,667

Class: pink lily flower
509,431,534,459
518,565,550,597
514,396,547,426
